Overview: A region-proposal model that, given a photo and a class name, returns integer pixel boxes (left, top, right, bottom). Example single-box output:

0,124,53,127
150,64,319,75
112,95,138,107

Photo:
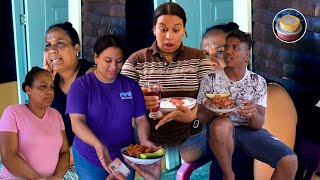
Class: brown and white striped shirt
121,41,213,145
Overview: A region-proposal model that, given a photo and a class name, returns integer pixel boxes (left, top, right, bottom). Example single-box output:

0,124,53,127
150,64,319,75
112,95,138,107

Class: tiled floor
0,161,211,180
1,161,319,180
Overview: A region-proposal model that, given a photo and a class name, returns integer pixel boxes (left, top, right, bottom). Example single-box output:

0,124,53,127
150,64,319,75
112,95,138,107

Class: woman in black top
43,22,95,165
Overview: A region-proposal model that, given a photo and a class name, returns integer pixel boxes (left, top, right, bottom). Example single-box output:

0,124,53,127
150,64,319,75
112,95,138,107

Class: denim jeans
73,145,135,180
234,126,295,168
178,124,208,159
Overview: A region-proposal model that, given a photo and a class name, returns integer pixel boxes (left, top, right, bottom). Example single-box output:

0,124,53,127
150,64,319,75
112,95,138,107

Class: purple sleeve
66,78,88,116
133,81,147,118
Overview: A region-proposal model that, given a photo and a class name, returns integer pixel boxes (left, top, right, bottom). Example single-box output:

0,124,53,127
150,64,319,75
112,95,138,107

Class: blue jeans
73,146,135,180
178,124,208,159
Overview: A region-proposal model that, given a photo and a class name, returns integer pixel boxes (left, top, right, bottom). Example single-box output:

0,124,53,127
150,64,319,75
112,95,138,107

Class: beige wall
0,81,19,117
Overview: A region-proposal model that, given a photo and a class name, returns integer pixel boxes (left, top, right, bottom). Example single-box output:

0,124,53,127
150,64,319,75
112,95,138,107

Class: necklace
94,70,115,83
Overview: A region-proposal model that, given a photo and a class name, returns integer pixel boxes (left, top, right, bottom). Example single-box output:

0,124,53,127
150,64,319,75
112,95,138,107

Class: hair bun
22,82,27,93
64,22,73,28
227,22,239,30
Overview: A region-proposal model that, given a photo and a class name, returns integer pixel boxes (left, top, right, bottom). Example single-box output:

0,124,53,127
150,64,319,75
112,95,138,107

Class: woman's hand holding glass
141,88,160,111
142,82,163,119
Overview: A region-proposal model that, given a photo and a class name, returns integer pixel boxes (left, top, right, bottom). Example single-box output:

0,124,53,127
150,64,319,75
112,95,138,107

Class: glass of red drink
144,81,163,119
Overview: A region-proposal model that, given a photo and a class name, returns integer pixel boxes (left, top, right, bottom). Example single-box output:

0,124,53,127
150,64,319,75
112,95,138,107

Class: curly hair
227,29,253,50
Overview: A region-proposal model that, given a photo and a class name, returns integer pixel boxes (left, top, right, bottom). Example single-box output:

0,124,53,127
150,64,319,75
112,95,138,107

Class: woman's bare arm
70,114,112,171
52,130,70,178
0,132,40,179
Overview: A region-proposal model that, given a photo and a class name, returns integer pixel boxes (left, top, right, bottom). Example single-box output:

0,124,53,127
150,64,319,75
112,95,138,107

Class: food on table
203,96,236,109
279,14,300,33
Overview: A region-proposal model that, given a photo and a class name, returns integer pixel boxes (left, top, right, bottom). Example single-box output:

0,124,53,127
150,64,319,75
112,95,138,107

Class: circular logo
272,8,307,43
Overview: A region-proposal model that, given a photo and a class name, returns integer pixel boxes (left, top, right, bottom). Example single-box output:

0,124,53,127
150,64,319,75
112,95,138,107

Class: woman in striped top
121,2,213,162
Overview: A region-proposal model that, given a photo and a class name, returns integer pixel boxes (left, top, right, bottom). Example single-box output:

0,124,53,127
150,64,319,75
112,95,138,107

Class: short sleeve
133,81,147,118
56,110,65,131
0,106,18,133
66,77,88,116
255,76,267,107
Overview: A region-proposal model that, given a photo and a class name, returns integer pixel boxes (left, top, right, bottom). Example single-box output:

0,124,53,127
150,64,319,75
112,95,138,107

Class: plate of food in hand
121,144,166,165
202,93,238,113
160,97,196,113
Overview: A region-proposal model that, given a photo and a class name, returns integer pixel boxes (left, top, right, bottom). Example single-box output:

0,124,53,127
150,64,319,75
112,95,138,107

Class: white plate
160,97,196,113
202,98,238,113
121,147,163,165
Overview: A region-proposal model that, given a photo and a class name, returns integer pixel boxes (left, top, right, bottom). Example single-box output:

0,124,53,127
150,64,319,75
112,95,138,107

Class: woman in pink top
0,67,69,179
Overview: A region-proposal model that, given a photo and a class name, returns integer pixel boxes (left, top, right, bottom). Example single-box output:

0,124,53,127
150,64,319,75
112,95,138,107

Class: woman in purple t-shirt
66,35,157,180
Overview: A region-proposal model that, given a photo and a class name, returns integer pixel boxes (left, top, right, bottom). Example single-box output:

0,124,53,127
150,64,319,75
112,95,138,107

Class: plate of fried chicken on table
121,144,166,165
202,93,238,113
